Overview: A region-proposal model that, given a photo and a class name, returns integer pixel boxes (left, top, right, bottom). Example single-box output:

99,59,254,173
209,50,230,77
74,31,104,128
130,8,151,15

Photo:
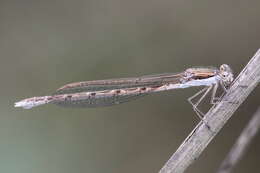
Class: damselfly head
219,64,234,86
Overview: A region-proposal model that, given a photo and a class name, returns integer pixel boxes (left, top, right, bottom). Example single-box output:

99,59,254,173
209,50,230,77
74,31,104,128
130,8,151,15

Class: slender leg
210,83,220,105
194,85,213,108
188,85,212,120
220,80,228,92
219,81,240,104
211,82,233,105
187,87,208,105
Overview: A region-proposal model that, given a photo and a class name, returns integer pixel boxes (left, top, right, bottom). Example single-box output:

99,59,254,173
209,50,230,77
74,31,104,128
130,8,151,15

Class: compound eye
220,64,226,71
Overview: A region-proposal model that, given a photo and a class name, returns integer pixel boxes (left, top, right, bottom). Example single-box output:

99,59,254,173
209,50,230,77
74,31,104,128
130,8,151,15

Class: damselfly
15,64,234,118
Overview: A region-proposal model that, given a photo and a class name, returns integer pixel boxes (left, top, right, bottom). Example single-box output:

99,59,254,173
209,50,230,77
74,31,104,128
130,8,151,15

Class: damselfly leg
188,86,212,120
188,83,222,120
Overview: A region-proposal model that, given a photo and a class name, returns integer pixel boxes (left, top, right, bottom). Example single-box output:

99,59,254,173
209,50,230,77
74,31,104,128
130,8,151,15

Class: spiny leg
187,87,207,120
220,80,228,92
187,87,209,106
188,85,213,120
211,81,233,105
216,81,238,104
210,82,220,105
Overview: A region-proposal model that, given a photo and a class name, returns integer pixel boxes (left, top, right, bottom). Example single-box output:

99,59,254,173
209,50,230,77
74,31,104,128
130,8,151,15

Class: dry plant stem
159,49,260,173
217,107,260,173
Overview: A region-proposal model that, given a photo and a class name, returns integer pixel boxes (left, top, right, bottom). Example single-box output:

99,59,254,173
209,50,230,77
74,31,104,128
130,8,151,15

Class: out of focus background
1,0,260,173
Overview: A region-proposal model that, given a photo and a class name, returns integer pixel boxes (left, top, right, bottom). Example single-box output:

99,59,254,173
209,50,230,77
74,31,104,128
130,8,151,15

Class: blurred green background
1,0,260,172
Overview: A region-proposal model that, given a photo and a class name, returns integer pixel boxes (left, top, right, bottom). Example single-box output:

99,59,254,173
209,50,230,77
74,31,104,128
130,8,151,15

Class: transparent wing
54,72,184,95
52,79,177,108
